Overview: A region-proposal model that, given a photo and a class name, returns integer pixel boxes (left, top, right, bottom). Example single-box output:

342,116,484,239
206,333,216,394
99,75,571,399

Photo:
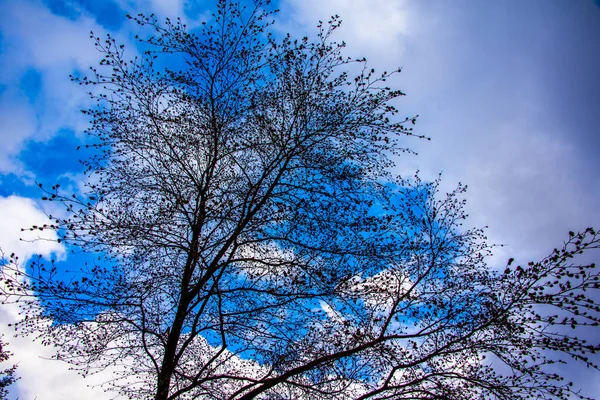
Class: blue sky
0,0,599,398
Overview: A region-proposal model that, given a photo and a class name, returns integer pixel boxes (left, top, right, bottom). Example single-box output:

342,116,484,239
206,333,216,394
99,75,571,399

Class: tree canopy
1,1,599,399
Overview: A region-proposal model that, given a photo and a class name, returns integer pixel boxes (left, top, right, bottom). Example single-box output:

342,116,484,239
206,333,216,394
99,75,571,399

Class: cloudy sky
0,0,599,398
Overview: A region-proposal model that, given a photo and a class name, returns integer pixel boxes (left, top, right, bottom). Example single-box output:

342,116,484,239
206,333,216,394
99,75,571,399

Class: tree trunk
155,305,187,400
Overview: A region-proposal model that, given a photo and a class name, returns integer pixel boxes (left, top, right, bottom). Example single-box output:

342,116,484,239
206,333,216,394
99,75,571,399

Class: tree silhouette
0,336,18,399
1,1,599,399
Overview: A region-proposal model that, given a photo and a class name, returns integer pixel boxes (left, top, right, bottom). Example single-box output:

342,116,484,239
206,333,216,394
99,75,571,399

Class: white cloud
0,196,113,399
280,0,411,65
0,96,37,175
283,0,600,265
0,0,134,176
0,318,114,400
337,269,414,314
0,196,64,262
282,2,600,396
319,299,345,323
0,1,103,73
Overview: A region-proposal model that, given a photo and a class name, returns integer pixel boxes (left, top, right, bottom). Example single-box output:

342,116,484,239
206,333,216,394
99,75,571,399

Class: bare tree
1,1,599,399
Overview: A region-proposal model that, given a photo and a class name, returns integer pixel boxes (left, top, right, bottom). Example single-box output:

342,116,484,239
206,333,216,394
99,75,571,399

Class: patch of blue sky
19,129,86,181
19,68,42,103
1,128,90,210
42,0,79,21
0,174,33,197
42,0,127,31
28,248,120,325
200,295,333,364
